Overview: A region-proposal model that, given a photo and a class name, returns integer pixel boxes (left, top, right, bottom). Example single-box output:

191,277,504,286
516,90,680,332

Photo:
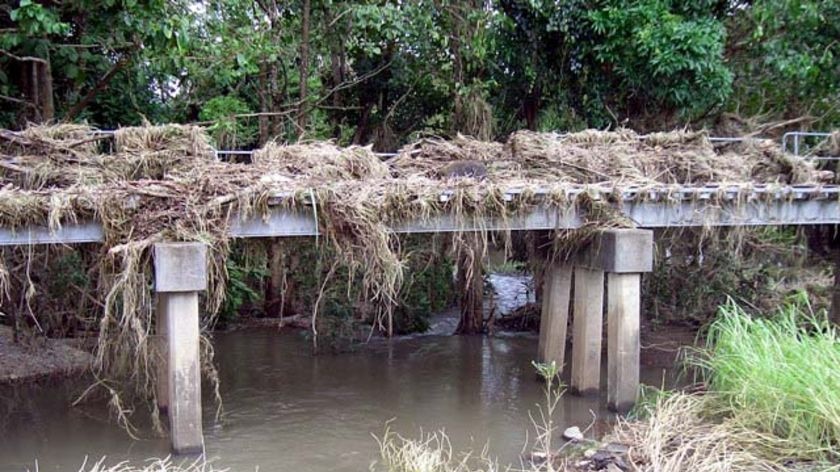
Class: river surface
0,275,675,471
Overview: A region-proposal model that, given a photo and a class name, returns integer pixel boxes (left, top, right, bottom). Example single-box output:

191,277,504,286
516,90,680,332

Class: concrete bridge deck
1,184,838,246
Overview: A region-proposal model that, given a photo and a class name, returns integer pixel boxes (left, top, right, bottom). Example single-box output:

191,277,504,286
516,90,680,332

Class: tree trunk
455,237,485,335
325,4,347,139
353,103,372,144
37,59,54,122
264,240,284,318
297,0,311,136
258,62,270,145
64,55,130,122
28,59,55,123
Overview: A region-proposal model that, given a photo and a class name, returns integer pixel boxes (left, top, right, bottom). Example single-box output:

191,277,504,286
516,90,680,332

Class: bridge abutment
154,242,207,455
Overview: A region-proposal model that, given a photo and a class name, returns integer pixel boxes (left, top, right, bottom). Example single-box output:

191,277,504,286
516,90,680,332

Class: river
0,276,675,471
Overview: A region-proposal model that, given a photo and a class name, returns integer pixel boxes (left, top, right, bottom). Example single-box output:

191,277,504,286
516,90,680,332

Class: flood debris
0,124,829,430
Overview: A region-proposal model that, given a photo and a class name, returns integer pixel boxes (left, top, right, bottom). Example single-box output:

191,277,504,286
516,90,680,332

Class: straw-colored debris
0,124,828,427
391,129,825,185
608,392,786,472
813,130,840,157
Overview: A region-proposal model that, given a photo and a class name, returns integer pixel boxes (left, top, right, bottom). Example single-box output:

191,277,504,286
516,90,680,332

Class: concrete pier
154,242,207,454
535,229,653,411
606,272,641,412
537,263,572,369
155,295,169,413
570,266,604,395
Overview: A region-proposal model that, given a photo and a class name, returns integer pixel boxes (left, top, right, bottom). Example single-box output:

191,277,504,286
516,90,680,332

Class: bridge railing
11,127,837,162
782,131,839,161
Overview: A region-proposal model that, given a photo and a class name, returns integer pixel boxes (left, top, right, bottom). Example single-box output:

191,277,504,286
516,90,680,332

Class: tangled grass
611,392,788,472
70,456,221,472
0,124,828,432
374,427,502,472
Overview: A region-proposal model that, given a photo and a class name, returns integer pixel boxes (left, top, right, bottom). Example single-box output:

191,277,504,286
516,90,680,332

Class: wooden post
606,273,641,412
154,243,207,454
571,266,604,395
538,263,572,369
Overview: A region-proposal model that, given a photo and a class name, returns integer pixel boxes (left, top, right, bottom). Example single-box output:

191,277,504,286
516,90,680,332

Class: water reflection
0,328,675,471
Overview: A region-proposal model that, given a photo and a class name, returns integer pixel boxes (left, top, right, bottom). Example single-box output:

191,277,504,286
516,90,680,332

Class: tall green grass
693,294,840,460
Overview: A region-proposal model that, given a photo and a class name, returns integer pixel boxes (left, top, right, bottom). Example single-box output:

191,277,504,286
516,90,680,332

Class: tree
1,0,190,127
727,0,840,128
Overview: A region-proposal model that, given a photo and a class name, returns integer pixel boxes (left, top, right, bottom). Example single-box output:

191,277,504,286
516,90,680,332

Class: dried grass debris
610,392,786,472
0,123,828,432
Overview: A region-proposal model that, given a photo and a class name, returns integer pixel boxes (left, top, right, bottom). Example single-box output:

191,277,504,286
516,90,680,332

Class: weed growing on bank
691,294,840,461
374,426,502,472
29,456,225,472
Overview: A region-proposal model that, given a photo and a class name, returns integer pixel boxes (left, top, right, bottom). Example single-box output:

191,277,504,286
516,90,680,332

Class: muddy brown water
0,326,677,472
0,270,678,471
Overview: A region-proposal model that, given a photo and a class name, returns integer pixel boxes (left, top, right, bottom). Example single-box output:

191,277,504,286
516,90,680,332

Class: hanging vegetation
0,123,829,429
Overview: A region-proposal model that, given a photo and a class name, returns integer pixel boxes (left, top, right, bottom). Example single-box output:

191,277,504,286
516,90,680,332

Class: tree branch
63,54,132,121
0,94,37,109
0,49,48,64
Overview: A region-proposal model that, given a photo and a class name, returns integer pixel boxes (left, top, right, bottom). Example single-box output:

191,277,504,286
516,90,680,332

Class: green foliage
728,0,840,128
392,249,454,334
8,0,70,37
691,295,840,460
587,1,733,117
1,0,191,127
47,251,88,298
218,250,267,326
0,0,835,137
199,96,257,149
531,360,561,384
644,228,814,327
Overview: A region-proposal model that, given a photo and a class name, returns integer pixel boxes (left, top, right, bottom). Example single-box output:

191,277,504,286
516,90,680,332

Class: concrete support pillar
573,229,653,411
154,242,207,455
537,262,572,369
606,272,641,412
570,266,604,395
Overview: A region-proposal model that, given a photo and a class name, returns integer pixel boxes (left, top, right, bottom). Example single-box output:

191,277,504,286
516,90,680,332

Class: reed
373,426,501,472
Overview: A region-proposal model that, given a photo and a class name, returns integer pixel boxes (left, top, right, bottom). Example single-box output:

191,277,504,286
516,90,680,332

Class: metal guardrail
783,131,838,161
214,149,398,161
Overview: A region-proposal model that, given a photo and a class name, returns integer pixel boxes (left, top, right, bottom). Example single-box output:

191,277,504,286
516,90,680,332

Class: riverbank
373,296,840,472
0,326,93,385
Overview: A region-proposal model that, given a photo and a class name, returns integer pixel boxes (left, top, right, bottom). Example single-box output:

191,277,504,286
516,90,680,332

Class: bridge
2,182,839,453
2,129,838,454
